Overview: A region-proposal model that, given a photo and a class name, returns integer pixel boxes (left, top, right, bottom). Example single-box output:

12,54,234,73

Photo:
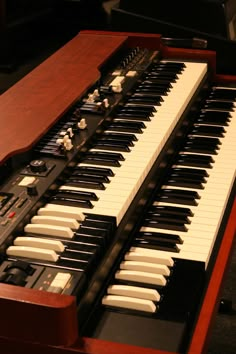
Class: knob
27,184,38,196
30,159,47,173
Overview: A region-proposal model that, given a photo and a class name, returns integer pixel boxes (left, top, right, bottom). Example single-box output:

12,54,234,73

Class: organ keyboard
0,30,235,354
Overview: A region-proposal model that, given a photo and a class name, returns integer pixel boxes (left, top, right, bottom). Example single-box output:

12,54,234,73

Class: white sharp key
24,223,74,239
125,248,174,267
120,260,170,276
14,237,65,252
102,294,156,313
6,245,59,262
31,215,80,229
107,284,161,301
38,204,85,221
115,270,167,286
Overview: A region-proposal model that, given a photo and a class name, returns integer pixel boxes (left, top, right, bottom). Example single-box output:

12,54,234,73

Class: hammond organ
0,31,235,354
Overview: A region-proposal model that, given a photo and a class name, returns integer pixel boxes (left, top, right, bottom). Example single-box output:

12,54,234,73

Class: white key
102,294,156,313
14,237,65,252
107,284,161,301
125,248,174,267
31,215,80,229
115,270,167,286
120,260,170,276
24,223,74,239
38,205,85,221
6,245,59,262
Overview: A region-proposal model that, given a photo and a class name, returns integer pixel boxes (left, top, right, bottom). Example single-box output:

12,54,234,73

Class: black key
85,151,125,161
114,113,151,121
93,141,131,152
74,165,115,177
97,135,134,147
186,136,221,146
146,210,191,224
50,196,93,208
74,234,105,247
127,97,161,105
143,218,188,232
108,121,144,133
156,188,199,206
203,100,234,111
171,167,209,177
133,238,180,252
55,189,98,201
209,88,236,100
191,124,225,137
150,204,194,217
66,178,105,190
198,111,230,125
177,153,214,168
79,222,110,243
81,156,121,167
102,132,137,142
122,103,156,112
71,172,110,183
137,231,183,244
166,178,204,189
158,188,200,199
136,86,168,95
